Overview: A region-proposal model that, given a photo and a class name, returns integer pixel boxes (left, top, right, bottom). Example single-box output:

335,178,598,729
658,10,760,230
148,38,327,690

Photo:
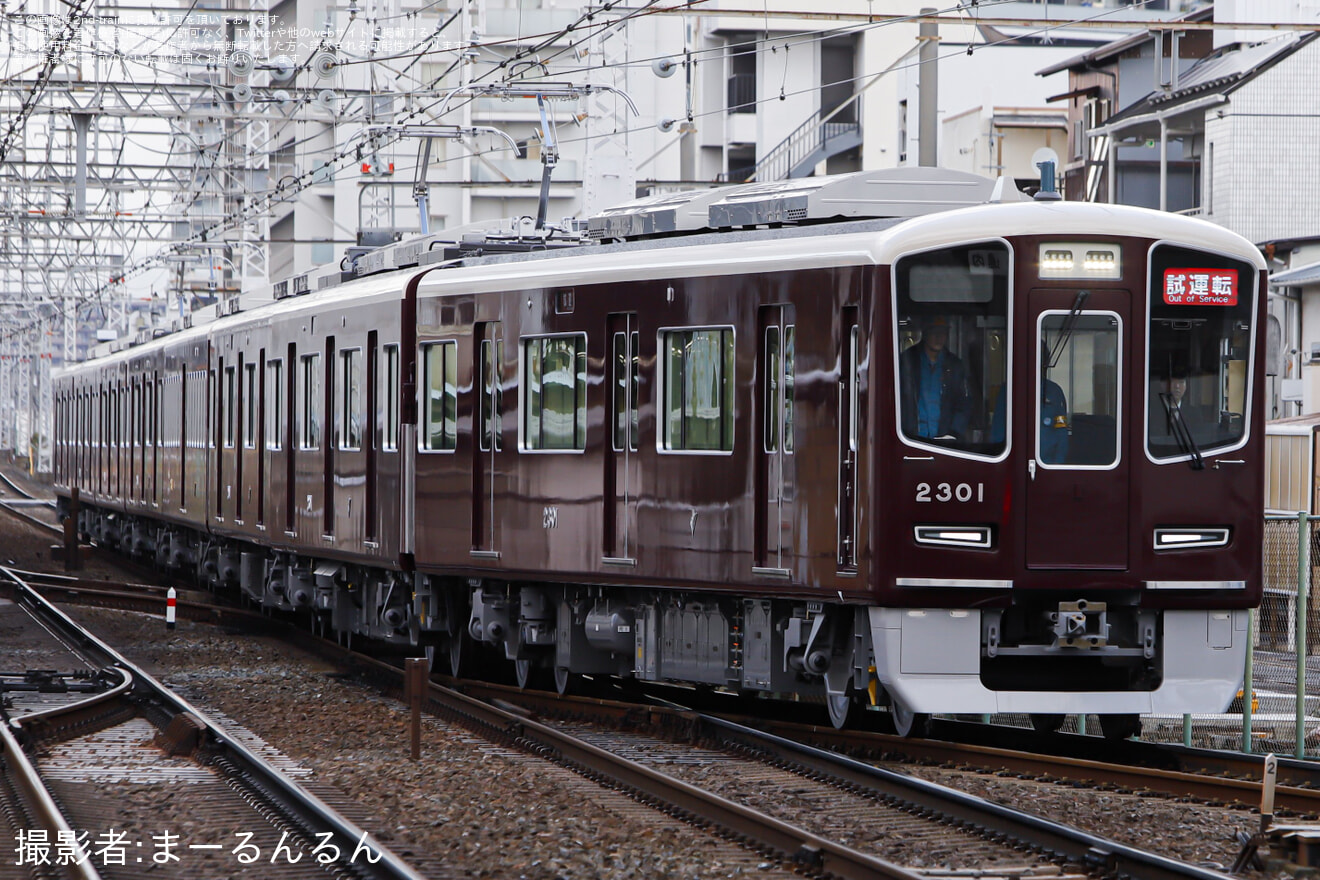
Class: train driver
1151,366,1202,437
899,315,971,442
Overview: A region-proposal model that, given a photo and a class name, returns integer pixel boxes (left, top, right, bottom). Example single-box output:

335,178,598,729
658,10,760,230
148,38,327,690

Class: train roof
411,199,1266,299
66,168,1265,369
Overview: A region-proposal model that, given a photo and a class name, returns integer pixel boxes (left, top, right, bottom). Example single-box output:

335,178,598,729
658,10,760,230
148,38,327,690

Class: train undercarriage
70,503,1247,739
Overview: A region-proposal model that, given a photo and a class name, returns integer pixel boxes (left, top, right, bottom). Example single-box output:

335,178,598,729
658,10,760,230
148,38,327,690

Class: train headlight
1037,242,1122,280
1153,527,1230,551
913,524,993,549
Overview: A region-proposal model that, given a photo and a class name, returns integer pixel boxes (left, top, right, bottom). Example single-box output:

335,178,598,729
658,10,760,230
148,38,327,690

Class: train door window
612,330,639,452
339,348,362,451
479,338,503,453
523,334,587,451
1147,245,1256,462
660,327,735,453
384,344,399,452
1038,311,1121,469
849,326,859,453
223,365,236,448
763,325,796,453
244,363,257,449
300,353,321,450
266,359,283,450
420,341,457,451
894,240,1011,459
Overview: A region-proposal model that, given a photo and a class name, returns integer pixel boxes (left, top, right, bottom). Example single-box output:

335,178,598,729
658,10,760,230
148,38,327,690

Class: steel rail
693,712,1236,880
0,469,36,499
810,725,1318,811
416,676,928,880
0,720,104,880
730,715,1318,813
7,666,134,736
2,569,431,880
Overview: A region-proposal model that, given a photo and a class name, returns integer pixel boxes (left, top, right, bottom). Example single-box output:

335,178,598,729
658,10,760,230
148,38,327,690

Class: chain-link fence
1241,515,1320,756
959,516,1317,752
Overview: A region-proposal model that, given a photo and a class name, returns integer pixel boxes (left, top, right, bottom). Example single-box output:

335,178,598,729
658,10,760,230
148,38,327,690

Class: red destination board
1163,268,1238,306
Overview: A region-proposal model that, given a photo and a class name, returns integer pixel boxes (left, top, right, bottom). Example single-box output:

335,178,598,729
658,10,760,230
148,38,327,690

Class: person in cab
900,315,971,442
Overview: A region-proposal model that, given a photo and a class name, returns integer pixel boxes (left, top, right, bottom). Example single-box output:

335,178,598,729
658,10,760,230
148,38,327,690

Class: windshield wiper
1047,290,1090,369
1161,392,1205,470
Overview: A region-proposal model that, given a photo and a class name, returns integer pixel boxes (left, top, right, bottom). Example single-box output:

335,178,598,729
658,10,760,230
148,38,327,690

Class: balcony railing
727,74,756,114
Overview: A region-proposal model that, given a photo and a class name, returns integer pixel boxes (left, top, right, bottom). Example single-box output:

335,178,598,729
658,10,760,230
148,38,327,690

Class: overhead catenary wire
0,0,1231,337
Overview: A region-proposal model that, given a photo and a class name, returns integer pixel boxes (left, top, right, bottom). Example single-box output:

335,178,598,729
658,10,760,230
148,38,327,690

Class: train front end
871,202,1266,729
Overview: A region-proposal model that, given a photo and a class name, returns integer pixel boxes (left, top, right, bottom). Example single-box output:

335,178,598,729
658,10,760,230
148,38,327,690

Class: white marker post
1261,753,1278,832
166,587,177,630
1231,753,1279,873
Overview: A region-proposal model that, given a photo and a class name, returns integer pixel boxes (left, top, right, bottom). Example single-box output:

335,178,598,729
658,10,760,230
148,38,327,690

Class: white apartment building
186,0,1201,293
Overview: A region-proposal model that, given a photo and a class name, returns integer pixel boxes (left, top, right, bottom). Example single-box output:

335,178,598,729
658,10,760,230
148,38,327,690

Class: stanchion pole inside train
1243,608,1255,754
1299,511,1310,760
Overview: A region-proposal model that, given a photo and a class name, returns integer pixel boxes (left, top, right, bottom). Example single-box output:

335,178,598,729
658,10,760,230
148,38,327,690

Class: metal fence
968,515,1320,753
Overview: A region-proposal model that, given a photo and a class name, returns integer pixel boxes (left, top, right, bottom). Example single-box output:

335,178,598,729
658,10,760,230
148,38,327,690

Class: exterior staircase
737,107,862,183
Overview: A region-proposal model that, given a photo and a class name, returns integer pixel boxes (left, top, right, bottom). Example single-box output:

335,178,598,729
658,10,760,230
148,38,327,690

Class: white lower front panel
868,606,1248,716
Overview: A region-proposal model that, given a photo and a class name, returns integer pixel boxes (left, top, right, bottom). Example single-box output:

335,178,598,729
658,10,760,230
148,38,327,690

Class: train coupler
1049,600,1111,649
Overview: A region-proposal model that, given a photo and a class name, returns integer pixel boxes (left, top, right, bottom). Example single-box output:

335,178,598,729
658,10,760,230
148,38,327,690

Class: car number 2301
915,482,985,503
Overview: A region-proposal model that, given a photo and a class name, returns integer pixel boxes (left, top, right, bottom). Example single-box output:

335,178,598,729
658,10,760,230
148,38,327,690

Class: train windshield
894,240,1010,458
1147,245,1255,462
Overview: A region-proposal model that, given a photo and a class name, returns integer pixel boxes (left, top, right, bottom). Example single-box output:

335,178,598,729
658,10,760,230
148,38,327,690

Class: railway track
0,568,431,880
487,679,1308,815
5,569,1286,877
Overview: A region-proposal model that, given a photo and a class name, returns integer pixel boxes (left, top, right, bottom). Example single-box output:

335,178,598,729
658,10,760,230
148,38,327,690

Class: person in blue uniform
1037,375,1070,464
899,316,970,442
990,343,1069,463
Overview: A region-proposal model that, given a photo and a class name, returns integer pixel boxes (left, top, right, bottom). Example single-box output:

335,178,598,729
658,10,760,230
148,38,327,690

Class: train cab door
603,313,639,565
472,321,503,558
1024,290,1130,569
755,305,796,575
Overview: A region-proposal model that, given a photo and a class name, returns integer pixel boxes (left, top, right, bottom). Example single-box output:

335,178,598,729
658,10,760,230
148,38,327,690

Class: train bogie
53,169,1269,731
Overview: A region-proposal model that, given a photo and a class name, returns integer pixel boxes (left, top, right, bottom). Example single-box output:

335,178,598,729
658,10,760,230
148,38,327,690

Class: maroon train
53,169,1266,736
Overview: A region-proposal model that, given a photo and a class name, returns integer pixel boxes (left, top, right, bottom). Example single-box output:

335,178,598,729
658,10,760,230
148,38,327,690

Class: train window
661,327,735,453
523,334,587,451
850,326,860,453
420,341,457,451
1038,311,1121,469
1147,245,1255,462
224,366,236,448
300,353,321,450
244,363,257,449
894,240,1011,459
480,338,503,452
763,325,796,453
339,348,363,451
612,331,639,452
384,344,399,452
266,360,283,450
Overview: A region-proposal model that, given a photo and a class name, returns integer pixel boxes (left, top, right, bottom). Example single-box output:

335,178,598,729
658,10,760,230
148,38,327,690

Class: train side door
472,321,503,558
756,305,796,575
837,307,860,573
1024,291,1130,569
604,312,639,564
